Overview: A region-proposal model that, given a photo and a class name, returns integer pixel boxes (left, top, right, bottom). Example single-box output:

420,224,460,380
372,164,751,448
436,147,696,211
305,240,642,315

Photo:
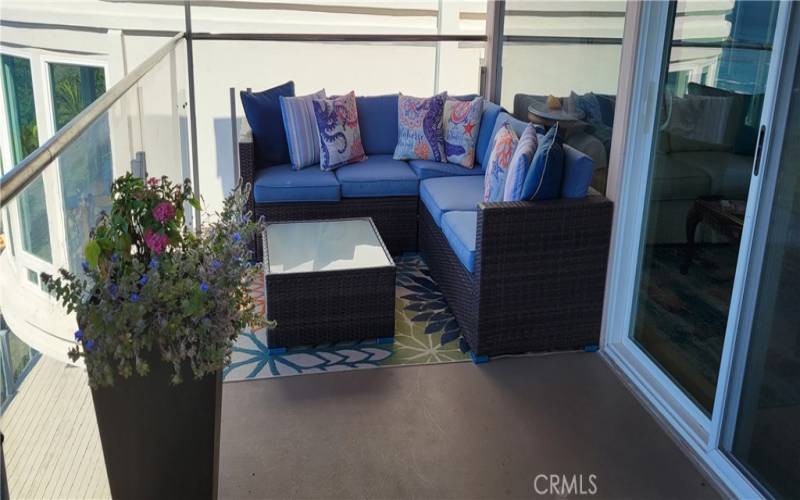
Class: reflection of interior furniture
515,92,615,193
263,218,396,350
681,198,744,274
516,84,761,244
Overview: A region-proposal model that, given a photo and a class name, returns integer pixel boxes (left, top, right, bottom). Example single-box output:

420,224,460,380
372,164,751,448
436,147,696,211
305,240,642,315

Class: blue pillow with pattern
483,121,519,202
503,124,538,201
393,93,446,162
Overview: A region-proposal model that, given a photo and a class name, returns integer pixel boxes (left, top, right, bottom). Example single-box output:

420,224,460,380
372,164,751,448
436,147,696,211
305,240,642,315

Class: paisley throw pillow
312,91,367,171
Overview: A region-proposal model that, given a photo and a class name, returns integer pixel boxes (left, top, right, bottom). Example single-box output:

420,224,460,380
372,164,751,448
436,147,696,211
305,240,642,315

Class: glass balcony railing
0,34,189,498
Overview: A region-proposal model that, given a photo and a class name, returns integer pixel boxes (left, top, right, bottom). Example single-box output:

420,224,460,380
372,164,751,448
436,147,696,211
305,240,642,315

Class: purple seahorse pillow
393,93,446,162
444,97,483,168
312,91,367,171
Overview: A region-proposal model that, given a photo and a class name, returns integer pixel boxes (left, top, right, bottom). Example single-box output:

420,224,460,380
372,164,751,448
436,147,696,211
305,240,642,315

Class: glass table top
264,219,393,275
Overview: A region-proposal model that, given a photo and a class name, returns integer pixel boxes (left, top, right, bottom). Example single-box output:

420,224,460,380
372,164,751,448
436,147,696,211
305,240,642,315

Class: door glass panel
729,43,800,499
630,0,780,413
2,54,53,263
49,63,111,272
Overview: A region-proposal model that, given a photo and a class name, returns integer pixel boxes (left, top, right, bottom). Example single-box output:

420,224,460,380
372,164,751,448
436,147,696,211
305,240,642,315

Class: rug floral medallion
224,254,470,382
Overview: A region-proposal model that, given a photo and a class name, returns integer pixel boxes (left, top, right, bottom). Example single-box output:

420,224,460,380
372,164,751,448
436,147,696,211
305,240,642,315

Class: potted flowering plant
44,173,265,500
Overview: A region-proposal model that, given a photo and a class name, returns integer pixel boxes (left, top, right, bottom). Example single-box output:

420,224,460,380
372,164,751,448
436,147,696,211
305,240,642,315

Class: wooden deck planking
0,355,110,499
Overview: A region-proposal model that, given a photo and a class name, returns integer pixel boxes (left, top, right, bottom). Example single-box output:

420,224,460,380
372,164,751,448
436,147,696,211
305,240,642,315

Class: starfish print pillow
443,97,483,168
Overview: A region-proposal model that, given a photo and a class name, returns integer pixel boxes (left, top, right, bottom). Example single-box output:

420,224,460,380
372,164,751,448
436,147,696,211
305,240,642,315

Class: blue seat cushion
441,211,478,273
253,163,340,204
334,155,419,198
419,176,484,226
356,95,398,155
240,81,295,167
408,160,485,180
475,101,503,168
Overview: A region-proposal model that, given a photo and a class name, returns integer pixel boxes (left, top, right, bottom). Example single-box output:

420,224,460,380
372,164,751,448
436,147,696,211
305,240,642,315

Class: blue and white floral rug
224,254,470,381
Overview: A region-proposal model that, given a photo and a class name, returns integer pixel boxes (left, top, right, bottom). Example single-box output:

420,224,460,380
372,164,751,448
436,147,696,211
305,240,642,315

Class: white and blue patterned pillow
444,97,483,168
483,122,519,202
503,124,538,201
393,93,446,162
280,89,326,169
312,91,367,171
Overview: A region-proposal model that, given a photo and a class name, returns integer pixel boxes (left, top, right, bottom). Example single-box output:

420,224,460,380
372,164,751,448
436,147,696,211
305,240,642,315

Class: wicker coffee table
263,217,396,351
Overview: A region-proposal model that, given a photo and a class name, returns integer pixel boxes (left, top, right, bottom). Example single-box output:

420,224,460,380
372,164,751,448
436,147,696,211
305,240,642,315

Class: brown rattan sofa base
419,192,612,358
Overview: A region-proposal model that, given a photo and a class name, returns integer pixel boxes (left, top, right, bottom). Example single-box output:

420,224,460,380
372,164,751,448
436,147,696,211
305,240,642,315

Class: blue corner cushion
253,164,340,203
474,101,503,168
561,144,595,199
479,112,529,168
356,95,398,155
441,211,478,273
408,160,485,180
521,125,564,201
334,155,419,198
419,176,484,226
241,81,295,167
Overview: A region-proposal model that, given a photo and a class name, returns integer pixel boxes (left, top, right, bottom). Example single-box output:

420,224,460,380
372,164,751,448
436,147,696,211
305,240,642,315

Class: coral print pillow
444,97,483,168
483,122,519,202
312,91,367,171
393,93,446,162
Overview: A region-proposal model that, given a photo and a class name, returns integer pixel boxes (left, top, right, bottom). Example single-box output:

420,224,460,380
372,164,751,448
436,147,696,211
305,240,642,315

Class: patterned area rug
224,254,470,381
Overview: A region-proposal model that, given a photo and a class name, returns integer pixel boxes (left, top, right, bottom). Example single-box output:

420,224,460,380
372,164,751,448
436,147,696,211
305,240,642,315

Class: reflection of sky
718,1,779,94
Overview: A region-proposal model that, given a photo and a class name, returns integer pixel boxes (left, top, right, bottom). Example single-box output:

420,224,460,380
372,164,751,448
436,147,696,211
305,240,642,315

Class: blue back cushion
241,81,295,167
356,94,398,155
475,101,503,168
561,144,595,199
521,124,563,201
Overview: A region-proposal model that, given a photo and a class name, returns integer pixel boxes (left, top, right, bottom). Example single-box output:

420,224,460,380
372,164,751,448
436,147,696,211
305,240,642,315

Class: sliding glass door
722,8,800,496
629,0,780,413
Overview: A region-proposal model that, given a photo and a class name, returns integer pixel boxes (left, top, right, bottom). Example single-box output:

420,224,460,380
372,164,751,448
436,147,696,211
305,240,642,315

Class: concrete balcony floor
219,352,719,499
3,351,718,499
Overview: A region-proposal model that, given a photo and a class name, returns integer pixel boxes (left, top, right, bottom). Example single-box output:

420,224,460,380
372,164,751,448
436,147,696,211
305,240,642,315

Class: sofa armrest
474,193,613,330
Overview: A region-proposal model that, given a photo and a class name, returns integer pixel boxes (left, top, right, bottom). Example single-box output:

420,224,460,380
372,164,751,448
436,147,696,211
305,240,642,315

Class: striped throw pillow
280,89,326,169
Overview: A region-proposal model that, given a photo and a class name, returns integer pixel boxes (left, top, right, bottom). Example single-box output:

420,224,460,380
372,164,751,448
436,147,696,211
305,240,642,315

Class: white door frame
601,1,794,497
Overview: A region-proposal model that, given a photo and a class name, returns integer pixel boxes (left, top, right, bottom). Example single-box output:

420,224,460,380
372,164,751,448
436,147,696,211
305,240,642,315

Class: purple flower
111,253,119,263
152,201,176,223
81,261,89,272
74,329,84,341
139,275,149,286
107,283,118,299
149,257,158,269
211,259,221,270
144,229,169,255
199,282,209,293
130,293,139,302
232,232,241,242
84,339,95,352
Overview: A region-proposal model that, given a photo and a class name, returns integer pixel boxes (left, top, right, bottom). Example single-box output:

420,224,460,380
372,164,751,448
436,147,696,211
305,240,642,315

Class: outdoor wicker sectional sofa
238,93,613,359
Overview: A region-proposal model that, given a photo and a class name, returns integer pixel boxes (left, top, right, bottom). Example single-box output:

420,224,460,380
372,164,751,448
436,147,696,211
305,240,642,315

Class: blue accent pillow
561,144,595,199
280,89,326,170
240,81,295,167
503,124,538,201
521,123,563,201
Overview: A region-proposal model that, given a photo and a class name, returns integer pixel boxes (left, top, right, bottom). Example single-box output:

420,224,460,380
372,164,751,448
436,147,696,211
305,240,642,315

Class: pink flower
152,201,176,223
147,177,160,187
144,229,169,255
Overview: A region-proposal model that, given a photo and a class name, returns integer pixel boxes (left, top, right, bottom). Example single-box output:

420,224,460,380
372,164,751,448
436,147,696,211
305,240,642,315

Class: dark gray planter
90,354,221,500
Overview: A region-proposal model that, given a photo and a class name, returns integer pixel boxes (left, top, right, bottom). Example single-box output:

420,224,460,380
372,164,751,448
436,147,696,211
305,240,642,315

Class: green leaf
85,240,101,268
188,196,201,210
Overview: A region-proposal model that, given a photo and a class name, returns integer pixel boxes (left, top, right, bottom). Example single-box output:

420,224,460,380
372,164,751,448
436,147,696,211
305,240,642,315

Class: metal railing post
484,0,505,104
184,0,201,232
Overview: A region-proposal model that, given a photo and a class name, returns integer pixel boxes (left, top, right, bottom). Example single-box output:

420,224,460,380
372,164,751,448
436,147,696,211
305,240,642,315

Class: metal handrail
0,32,186,208
190,33,488,42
